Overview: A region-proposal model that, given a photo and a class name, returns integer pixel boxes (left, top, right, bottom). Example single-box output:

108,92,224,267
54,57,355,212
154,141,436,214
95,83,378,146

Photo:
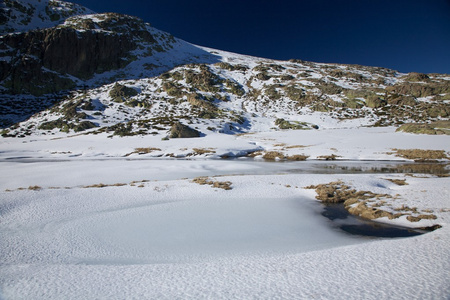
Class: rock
0,13,156,95
169,122,201,138
109,83,138,103
365,95,387,108
404,72,430,82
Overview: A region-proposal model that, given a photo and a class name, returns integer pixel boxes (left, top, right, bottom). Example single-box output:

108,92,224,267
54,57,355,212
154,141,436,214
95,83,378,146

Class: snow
1,126,449,299
1,126,448,162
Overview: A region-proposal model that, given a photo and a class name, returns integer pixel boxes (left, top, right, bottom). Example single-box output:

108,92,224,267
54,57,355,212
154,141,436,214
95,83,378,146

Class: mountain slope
1,0,449,137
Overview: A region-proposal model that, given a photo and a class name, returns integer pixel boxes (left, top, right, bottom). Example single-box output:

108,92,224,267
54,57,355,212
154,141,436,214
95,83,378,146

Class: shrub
225,80,245,96
264,85,281,100
162,82,184,97
256,73,271,81
284,85,305,101
317,82,343,95
215,62,248,72
275,118,313,130
184,66,222,92
73,121,97,132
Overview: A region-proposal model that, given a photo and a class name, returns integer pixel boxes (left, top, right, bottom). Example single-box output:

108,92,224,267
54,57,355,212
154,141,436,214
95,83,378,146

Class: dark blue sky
71,0,450,74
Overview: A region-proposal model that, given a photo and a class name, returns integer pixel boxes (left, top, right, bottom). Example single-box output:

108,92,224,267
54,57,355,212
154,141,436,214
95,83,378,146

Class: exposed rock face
169,122,201,138
0,13,155,95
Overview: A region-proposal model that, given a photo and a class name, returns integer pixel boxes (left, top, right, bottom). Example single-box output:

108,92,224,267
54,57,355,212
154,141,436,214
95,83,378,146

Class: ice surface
1,157,449,299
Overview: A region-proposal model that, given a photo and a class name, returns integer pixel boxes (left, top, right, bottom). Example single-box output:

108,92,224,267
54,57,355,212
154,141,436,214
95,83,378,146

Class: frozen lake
1,158,449,299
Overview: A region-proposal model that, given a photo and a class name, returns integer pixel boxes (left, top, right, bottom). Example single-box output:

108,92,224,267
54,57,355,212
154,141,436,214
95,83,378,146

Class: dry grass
135,147,161,153
392,148,449,161
305,181,386,204
286,154,309,161
285,145,309,149
385,178,409,186
262,151,285,160
83,183,127,188
125,147,161,156
191,176,232,190
28,185,42,191
407,214,437,222
83,183,108,188
192,148,216,155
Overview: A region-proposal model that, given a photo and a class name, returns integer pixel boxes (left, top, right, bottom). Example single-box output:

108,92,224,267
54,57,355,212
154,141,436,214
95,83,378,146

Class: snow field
1,125,449,299
1,127,449,161
1,159,449,299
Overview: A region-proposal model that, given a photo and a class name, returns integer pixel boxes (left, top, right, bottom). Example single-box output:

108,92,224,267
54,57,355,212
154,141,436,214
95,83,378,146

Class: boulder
169,122,201,138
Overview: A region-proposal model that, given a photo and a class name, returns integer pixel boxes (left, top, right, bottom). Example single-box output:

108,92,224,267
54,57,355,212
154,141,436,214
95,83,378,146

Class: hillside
1,0,449,139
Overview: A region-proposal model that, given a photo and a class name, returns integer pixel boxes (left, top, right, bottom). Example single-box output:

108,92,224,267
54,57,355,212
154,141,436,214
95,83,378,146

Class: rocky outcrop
0,13,156,95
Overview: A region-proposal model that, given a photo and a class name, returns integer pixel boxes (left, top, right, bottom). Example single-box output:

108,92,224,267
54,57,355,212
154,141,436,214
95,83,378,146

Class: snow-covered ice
1,127,449,299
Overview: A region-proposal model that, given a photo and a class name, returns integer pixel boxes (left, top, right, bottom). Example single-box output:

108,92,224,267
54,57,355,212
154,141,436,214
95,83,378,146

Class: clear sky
71,0,450,74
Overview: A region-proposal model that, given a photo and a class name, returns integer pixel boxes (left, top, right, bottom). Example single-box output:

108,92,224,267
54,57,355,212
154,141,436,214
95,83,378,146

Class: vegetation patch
406,214,437,222
192,148,216,155
285,145,309,149
275,118,318,130
191,176,232,190
385,178,408,186
317,154,341,160
184,65,222,93
386,81,450,98
392,149,449,161
215,62,249,72
305,181,383,204
286,154,309,161
306,181,440,223
83,183,127,188
262,151,285,160
39,119,97,133
396,120,450,135
28,185,42,191
125,147,162,156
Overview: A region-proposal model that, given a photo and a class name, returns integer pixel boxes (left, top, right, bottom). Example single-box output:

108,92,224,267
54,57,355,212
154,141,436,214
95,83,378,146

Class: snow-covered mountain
1,0,449,137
